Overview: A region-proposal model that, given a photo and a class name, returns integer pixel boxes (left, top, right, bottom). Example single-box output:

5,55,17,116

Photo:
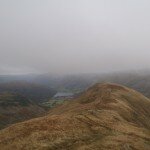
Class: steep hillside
0,81,56,103
0,92,46,129
0,83,150,150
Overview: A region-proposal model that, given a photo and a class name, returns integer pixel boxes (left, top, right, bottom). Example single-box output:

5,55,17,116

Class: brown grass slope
0,83,150,150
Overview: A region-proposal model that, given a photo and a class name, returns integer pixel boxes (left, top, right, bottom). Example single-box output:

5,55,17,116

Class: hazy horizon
1,0,150,75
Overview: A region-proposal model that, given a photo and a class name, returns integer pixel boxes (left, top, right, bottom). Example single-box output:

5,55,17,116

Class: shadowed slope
0,92,46,129
0,83,150,150
0,81,56,103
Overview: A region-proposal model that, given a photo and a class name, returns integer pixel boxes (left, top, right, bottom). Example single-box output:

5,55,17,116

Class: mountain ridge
0,83,150,150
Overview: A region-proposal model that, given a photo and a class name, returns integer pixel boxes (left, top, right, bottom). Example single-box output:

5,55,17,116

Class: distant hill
31,73,150,99
0,92,46,129
0,81,56,103
0,74,96,93
1,72,150,98
0,83,149,149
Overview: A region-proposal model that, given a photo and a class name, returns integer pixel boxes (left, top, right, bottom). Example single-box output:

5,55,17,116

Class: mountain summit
0,83,150,150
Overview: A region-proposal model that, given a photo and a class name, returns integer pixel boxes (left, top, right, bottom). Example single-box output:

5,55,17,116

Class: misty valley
1,1,150,149
0,72,150,149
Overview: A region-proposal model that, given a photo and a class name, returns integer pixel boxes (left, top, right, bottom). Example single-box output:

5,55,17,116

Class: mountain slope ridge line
0,83,150,150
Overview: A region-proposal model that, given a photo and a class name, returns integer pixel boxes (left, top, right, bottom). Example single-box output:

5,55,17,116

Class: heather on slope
0,83,150,150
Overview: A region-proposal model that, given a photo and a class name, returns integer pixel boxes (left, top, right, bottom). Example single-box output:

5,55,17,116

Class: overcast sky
0,0,150,75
